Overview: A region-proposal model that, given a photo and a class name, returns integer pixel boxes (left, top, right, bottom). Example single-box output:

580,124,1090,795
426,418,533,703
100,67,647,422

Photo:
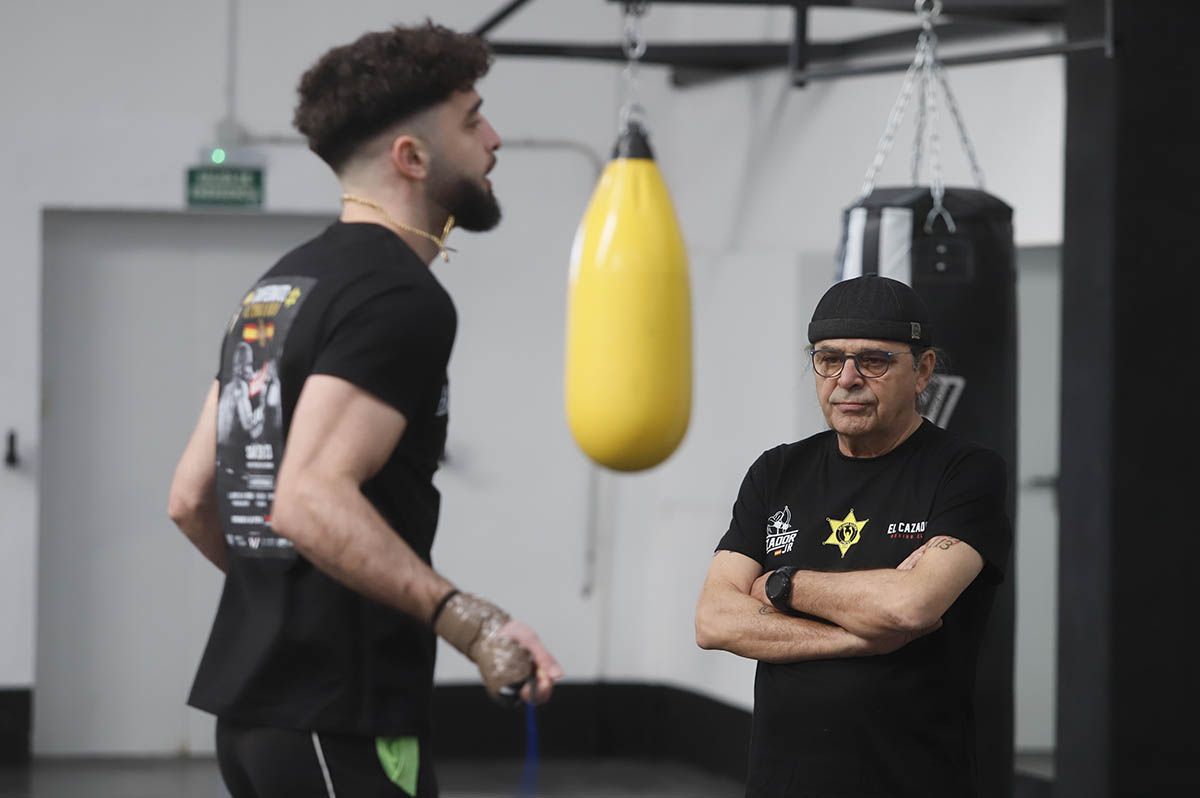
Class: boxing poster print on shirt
215,277,315,559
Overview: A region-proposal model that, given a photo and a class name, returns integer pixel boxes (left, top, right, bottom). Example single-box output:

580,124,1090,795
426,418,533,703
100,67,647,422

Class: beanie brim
808,318,931,346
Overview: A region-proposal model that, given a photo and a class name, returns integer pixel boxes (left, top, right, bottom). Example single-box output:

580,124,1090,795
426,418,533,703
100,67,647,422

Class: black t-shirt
189,222,456,737
716,421,1011,798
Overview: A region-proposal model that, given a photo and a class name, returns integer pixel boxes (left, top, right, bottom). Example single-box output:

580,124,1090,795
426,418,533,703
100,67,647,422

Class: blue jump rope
518,701,539,797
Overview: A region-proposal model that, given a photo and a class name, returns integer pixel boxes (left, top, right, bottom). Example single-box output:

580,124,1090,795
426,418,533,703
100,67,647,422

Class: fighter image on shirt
213,278,314,557
216,341,281,446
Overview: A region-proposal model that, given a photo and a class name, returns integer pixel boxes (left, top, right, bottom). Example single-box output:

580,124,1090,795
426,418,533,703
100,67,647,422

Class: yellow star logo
825,509,868,558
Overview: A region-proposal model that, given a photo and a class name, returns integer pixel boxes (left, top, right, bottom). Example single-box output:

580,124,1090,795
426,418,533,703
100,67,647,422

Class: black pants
216,718,438,798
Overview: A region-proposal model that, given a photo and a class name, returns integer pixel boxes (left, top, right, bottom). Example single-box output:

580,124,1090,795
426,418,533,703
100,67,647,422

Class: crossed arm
753,537,984,639
695,536,983,663
696,551,874,663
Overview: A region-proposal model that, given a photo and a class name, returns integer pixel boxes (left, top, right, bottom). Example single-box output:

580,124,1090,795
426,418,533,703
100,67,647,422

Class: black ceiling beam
829,18,1042,58
787,35,1103,82
670,43,1076,86
488,40,822,70
603,0,1065,25
485,0,1079,88
490,18,1059,85
670,35,1103,86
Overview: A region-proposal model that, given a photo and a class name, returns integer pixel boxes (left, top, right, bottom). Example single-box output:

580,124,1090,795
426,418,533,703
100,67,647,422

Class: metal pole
474,0,537,37
225,0,238,124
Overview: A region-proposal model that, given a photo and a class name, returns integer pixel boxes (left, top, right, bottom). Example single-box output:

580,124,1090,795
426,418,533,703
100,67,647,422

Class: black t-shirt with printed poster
189,222,456,737
716,420,1011,798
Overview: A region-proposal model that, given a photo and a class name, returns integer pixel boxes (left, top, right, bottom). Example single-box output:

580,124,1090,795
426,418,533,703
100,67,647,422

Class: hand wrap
433,592,532,706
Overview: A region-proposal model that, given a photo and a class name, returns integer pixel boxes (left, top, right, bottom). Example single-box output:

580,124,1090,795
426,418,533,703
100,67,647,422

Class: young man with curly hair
168,22,562,797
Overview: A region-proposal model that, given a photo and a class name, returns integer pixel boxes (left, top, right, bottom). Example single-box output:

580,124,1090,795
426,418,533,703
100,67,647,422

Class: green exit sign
187,165,263,208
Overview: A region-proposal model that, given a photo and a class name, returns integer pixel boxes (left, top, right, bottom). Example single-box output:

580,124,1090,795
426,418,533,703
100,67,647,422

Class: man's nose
484,119,501,152
837,358,864,388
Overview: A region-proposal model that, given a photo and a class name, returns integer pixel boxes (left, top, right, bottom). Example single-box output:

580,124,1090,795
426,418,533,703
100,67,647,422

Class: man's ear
914,348,937,395
389,133,429,181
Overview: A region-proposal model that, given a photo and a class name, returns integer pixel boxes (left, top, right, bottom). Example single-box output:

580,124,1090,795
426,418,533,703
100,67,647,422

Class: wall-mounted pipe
5,430,18,468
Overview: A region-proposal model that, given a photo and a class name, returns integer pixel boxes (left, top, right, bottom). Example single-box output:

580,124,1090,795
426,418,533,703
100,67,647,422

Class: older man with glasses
695,274,1012,798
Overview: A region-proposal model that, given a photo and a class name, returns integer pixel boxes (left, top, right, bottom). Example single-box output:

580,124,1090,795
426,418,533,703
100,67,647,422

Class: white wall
34,211,331,755
1013,246,1061,751
0,0,620,691
1,0,1063,752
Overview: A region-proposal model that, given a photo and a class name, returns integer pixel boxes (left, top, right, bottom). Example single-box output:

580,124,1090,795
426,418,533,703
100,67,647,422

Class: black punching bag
836,186,1017,798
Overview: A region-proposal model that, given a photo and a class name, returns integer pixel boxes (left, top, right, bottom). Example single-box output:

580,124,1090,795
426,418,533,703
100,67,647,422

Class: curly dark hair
293,22,492,173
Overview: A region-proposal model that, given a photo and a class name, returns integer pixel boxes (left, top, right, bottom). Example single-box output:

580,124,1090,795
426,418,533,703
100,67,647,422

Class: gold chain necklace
340,194,457,263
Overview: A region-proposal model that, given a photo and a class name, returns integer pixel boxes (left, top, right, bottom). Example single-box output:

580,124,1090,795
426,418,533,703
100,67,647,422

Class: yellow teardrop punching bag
566,121,692,472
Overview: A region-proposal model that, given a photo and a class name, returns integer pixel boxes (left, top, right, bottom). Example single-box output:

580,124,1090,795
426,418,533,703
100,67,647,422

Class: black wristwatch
765,566,799,612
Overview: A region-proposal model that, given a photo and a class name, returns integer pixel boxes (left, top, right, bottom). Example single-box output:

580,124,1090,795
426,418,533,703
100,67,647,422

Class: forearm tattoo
758,605,776,615
933,538,959,551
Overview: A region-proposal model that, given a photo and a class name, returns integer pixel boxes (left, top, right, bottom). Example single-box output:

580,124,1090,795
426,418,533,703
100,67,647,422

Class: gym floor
0,755,1057,798
0,757,742,798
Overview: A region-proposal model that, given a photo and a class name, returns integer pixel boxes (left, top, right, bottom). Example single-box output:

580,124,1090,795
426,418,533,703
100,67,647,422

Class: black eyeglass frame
809,347,915,379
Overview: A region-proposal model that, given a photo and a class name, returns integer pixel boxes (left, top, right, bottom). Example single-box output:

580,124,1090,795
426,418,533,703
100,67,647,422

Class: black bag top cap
807,275,933,347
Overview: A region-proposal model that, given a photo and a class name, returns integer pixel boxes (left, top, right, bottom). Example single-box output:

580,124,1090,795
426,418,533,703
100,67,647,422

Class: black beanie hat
807,275,933,346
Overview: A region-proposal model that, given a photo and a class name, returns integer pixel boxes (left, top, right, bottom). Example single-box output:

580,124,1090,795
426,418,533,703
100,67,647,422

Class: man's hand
854,619,943,655
498,619,564,705
435,592,564,707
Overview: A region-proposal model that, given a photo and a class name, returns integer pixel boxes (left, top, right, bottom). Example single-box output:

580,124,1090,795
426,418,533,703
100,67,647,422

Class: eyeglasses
810,348,912,379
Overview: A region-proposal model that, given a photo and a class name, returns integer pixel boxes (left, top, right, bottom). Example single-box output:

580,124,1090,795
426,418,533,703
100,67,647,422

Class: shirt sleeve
715,452,771,565
310,285,454,421
927,448,1012,584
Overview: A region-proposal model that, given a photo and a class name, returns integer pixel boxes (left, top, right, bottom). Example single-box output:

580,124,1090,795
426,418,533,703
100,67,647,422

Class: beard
430,168,501,232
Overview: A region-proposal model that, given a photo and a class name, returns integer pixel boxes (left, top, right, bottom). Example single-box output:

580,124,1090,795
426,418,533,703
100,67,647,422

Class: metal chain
620,2,648,131
622,1,648,60
858,39,925,199
861,0,984,234
936,62,986,188
911,56,927,187
864,0,984,230
921,23,955,232
915,0,942,21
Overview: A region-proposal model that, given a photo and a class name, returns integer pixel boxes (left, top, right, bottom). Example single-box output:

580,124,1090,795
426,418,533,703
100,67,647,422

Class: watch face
766,569,788,600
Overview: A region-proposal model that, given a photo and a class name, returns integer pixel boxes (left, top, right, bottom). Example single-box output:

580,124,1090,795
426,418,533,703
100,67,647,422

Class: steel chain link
620,2,648,130
859,0,985,234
